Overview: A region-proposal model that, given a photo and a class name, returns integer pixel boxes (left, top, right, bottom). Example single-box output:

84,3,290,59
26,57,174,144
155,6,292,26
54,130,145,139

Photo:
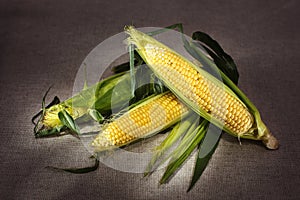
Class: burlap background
1,0,299,199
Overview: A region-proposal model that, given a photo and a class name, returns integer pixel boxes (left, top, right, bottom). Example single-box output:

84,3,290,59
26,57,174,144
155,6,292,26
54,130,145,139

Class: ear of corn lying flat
35,66,155,137
92,92,189,151
37,72,131,133
124,26,278,149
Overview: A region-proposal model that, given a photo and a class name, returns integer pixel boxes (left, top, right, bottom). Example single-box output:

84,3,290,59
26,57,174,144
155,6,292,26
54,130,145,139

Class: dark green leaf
160,120,209,184
192,31,239,84
46,157,99,174
111,62,130,74
187,125,221,192
87,109,104,123
92,73,132,114
35,126,66,138
58,110,80,134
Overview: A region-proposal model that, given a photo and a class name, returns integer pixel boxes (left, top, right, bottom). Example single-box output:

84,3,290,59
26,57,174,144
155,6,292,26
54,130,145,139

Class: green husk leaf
35,126,66,138
144,123,181,177
187,125,221,192
128,53,163,105
192,31,239,84
111,62,130,74
160,120,209,184
46,156,99,174
144,113,198,176
58,110,80,134
87,109,105,123
91,72,132,113
161,117,202,164
92,65,155,113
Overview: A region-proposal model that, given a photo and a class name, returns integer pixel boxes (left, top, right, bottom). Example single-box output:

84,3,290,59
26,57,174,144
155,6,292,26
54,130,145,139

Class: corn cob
92,92,188,151
35,68,146,137
125,26,278,149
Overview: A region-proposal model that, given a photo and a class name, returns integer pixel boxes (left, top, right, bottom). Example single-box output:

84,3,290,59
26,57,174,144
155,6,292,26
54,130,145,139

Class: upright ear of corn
124,26,278,149
92,92,189,151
